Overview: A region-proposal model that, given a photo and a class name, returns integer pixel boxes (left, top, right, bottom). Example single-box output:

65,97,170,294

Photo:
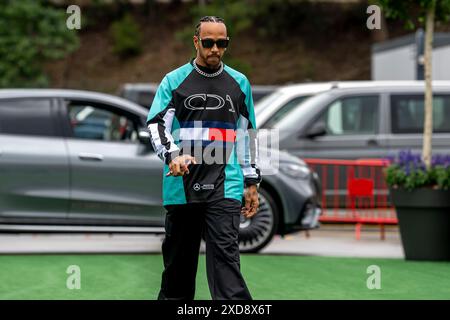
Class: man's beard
204,54,221,69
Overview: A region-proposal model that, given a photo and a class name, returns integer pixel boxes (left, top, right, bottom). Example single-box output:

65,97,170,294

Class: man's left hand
242,185,259,218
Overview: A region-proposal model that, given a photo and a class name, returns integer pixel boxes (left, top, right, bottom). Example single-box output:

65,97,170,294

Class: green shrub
110,14,142,57
0,0,79,87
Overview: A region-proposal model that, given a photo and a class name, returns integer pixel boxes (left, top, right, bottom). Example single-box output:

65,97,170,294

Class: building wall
433,46,450,80
372,44,450,81
372,44,416,80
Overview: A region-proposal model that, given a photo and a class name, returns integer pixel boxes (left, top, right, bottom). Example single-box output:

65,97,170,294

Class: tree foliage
0,0,79,87
378,0,450,29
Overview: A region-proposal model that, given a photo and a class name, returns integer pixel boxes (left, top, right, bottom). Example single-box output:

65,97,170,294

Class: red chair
347,176,374,240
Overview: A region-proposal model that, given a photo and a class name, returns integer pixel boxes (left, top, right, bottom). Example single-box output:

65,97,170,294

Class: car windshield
254,91,282,113
271,92,332,132
261,95,311,129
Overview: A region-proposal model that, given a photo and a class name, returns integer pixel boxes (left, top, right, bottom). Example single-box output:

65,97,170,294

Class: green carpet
0,254,449,300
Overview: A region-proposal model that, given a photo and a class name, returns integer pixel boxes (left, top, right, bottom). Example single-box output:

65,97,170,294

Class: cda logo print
184,94,235,112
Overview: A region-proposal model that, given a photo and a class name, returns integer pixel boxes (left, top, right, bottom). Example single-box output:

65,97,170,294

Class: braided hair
194,16,226,37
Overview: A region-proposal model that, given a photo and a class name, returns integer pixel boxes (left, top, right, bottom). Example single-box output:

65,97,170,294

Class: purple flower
385,155,395,164
392,150,449,171
404,164,411,176
431,154,450,167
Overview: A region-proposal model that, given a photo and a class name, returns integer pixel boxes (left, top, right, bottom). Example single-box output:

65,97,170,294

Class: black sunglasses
199,37,230,49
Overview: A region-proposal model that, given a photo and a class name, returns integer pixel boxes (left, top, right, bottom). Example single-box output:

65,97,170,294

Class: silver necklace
193,60,223,78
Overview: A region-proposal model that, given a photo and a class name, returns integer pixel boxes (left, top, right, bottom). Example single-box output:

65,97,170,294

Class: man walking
147,16,261,300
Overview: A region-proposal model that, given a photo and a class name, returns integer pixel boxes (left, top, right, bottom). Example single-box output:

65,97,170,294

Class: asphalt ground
0,224,403,258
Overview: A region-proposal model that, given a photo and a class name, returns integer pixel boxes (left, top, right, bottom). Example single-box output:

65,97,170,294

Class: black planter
390,188,450,261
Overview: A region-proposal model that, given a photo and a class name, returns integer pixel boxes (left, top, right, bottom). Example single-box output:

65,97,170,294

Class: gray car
260,81,450,159
0,89,321,253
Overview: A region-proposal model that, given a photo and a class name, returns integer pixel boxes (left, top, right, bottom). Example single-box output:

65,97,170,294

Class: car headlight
279,162,311,179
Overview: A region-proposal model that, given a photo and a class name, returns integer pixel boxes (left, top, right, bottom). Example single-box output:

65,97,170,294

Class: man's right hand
166,155,197,177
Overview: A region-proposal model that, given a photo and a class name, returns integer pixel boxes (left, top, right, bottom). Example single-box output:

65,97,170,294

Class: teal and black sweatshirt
147,59,261,206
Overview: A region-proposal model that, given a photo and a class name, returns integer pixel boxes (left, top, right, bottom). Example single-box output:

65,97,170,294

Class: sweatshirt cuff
244,178,261,188
164,150,180,165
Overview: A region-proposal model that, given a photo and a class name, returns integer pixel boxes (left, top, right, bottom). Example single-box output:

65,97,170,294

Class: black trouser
157,198,252,300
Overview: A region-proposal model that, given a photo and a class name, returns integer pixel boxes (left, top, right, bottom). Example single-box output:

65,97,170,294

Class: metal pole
416,28,425,80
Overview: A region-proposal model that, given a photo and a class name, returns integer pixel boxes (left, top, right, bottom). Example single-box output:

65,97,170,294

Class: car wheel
238,187,279,253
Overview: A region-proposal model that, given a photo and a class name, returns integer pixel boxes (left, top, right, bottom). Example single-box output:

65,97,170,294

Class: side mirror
138,129,152,145
303,122,327,139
